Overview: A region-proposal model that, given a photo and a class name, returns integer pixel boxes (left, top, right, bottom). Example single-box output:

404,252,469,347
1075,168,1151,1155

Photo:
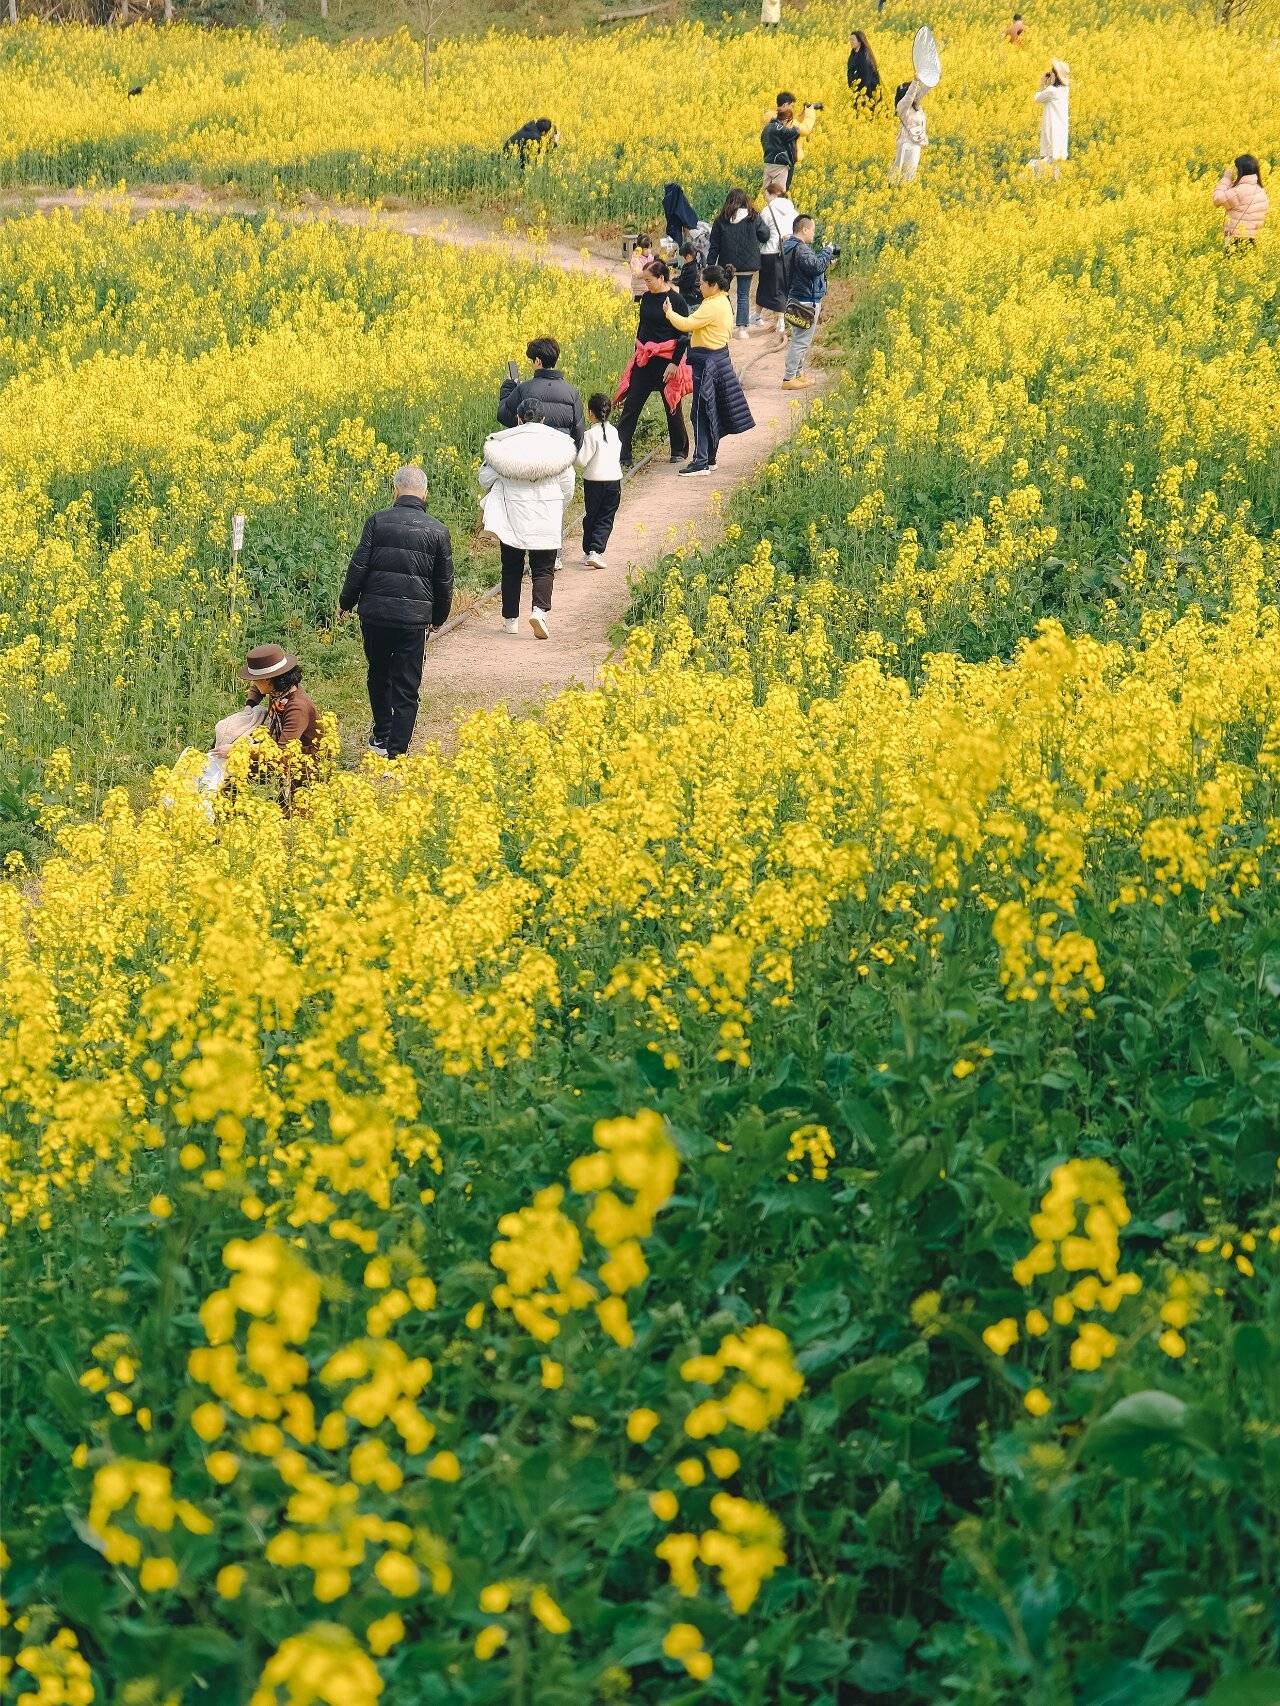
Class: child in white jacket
892,79,929,184
576,394,624,570
479,398,576,639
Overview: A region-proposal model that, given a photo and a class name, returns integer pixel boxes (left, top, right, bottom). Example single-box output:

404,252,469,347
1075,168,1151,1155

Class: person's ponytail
703,262,735,292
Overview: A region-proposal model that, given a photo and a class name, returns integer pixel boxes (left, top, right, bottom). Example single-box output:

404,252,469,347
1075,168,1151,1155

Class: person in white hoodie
1032,60,1070,175
576,394,624,570
891,79,929,184
479,397,577,639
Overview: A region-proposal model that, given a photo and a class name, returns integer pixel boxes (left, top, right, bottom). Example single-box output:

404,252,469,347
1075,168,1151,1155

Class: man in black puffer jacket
497,337,586,448
339,465,454,759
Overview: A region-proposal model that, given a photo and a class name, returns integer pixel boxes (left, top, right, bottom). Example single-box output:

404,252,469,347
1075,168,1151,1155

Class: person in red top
241,644,321,756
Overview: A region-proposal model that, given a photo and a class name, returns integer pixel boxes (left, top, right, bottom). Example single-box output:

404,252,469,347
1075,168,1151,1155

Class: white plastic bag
197,701,268,794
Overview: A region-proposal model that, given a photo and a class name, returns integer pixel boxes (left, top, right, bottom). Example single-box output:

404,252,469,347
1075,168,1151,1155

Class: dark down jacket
340,495,455,629
707,211,770,275
497,368,586,447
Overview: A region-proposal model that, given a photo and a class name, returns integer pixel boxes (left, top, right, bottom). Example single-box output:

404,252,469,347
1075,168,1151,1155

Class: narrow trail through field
4,185,830,746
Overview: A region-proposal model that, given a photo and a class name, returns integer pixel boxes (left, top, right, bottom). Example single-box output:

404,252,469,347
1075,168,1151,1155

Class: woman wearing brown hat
240,644,320,758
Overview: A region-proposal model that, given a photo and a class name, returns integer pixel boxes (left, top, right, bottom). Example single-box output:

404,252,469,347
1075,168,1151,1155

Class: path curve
2,185,830,746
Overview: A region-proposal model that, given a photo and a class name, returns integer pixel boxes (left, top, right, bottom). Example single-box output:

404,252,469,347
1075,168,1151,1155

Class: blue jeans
734,272,753,327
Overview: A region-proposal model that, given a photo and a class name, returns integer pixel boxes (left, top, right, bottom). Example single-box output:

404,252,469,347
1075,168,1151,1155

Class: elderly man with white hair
339,464,454,759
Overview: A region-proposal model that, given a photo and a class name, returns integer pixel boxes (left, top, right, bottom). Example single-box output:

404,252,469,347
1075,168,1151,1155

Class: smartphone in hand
507,360,520,383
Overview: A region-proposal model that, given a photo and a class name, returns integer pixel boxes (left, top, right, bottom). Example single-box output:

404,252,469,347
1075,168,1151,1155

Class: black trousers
582,480,622,554
361,621,426,758
500,542,556,617
616,362,689,463
757,253,783,312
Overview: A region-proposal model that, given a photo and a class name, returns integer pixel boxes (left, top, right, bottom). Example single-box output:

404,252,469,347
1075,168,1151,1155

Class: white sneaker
554,553,563,570
735,327,751,341
367,738,389,759
749,313,764,327
530,608,550,640
586,551,608,570
502,616,519,635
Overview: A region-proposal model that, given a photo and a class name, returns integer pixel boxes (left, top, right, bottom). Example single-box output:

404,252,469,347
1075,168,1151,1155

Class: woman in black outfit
614,260,691,468
847,31,881,108
707,188,769,336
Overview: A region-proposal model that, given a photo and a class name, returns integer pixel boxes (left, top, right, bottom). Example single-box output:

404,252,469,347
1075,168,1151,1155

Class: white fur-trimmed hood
482,422,577,482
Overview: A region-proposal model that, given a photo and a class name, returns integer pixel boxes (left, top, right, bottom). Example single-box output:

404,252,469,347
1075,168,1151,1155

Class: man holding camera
761,92,821,192
779,215,837,390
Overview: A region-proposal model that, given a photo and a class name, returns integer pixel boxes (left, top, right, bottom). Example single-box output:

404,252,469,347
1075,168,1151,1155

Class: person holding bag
756,180,798,336
780,215,837,389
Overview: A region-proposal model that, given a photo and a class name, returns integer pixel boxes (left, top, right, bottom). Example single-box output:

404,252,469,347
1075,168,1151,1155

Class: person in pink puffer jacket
1213,154,1268,245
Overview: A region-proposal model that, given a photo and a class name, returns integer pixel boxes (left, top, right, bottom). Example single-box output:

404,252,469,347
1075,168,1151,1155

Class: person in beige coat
1213,155,1268,245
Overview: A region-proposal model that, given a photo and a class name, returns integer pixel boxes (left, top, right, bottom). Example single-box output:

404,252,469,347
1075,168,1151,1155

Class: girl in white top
1033,61,1070,174
891,79,929,184
577,394,624,569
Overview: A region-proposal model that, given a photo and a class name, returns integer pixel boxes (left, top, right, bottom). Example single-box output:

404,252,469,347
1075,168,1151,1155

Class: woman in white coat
1033,60,1070,175
479,397,576,640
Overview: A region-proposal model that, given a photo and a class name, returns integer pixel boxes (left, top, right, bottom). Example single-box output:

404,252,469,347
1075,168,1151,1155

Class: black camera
829,244,842,259
808,101,825,110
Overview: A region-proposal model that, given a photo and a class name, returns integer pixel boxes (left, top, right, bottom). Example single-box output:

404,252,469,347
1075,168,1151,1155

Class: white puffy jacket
479,423,577,551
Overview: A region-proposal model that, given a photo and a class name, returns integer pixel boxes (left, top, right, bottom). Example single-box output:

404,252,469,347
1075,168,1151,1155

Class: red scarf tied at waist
614,339,694,414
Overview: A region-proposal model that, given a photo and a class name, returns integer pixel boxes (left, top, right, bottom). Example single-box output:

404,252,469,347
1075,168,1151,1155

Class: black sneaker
678,461,711,477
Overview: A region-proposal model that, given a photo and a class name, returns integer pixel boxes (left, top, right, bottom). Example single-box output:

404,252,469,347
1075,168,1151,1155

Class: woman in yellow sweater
662,264,755,475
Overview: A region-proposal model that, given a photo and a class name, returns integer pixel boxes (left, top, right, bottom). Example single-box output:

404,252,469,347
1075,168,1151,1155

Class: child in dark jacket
676,244,703,306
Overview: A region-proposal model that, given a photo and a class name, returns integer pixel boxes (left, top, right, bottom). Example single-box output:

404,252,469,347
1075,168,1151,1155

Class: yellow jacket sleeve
664,299,708,333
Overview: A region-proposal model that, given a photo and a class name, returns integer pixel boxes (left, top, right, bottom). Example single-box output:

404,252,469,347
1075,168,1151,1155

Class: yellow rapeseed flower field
2,3,1280,1701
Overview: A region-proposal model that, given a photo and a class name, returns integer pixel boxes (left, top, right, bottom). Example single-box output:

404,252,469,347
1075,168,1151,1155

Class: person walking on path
847,31,881,107
708,188,770,338
340,466,454,759
614,259,693,468
1213,154,1268,245
1032,61,1070,174
662,264,755,477
756,180,798,334
479,398,577,640
780,215,837,389
761,92,820,192
497,337,586,448
577,394,624,570
891,78,929,183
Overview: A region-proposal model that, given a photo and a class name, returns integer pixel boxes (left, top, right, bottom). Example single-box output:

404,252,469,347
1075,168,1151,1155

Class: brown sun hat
240,643,299,682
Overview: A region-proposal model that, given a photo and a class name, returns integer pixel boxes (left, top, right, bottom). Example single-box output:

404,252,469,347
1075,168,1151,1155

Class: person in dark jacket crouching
497,337,586,448
339,465,454,759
